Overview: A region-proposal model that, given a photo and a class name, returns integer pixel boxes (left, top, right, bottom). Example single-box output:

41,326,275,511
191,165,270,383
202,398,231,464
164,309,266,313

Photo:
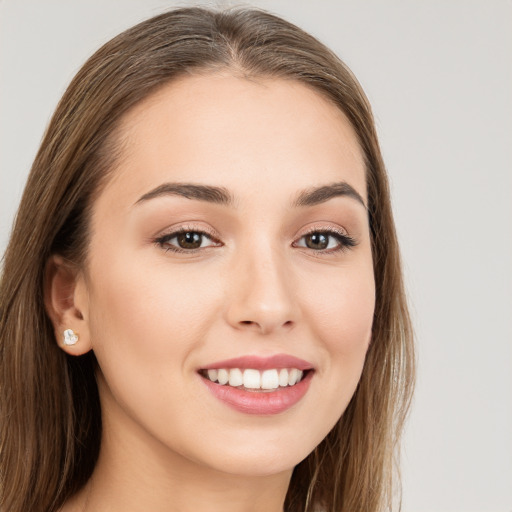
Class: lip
200,353,314,371
199,354,315,415
200,370,313,415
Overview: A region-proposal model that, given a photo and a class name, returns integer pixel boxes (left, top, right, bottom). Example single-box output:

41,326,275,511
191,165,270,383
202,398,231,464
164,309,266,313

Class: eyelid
153,219,221,238
299,224,350,238
293,224,358,253
153,223,222,253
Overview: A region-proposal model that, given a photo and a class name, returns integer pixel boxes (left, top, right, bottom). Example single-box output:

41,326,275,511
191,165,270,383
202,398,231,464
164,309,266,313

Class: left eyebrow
293,181,367,209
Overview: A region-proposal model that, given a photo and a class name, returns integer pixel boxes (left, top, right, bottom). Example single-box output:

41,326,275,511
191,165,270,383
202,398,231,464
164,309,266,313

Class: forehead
102,73,367,208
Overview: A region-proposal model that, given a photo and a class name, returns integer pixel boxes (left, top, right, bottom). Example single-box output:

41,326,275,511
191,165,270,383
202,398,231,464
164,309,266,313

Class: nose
225,246,299,335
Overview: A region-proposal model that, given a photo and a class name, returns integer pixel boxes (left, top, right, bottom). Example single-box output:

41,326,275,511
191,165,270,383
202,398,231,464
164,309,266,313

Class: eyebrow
135,183,234,206
293,182,367,209
134,180,366,209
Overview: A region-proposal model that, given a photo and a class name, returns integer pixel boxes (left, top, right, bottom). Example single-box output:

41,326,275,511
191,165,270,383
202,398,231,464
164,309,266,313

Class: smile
199,354,314,414
202,367,306,391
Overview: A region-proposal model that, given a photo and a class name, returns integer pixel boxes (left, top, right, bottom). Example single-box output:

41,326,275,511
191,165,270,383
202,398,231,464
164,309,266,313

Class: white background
1,1,511,511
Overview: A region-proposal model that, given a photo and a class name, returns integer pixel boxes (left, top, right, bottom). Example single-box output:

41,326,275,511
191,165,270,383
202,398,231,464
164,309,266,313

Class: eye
155,229,220,253
294,229,356,252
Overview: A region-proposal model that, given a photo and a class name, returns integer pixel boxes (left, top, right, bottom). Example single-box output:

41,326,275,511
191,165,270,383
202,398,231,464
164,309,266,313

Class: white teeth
204,367,307,390
243,369,261,389
217,369,229,385
228,368,243,387
278,368,289,387
288,368,299,386
261,369,279,390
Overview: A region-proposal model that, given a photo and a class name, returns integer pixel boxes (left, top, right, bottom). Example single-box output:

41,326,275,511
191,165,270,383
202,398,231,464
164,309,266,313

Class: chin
175,419,329,479
202,446,310,478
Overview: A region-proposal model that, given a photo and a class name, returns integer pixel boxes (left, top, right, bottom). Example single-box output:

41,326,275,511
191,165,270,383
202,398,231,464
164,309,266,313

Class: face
74,74,375,477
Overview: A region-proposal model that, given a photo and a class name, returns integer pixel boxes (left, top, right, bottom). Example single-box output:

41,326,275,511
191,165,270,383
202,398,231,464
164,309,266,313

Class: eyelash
293,227,357,254
154,226,221,254
154,226,357,255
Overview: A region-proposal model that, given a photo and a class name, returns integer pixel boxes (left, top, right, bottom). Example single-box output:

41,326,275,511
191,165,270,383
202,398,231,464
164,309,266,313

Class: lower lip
200,371,313,415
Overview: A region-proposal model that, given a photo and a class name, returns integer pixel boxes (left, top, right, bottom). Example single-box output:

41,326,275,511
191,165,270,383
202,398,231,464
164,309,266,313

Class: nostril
237,319,294,332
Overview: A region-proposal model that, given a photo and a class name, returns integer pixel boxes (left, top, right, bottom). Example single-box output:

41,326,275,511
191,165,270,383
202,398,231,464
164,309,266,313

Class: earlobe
44,255,92,355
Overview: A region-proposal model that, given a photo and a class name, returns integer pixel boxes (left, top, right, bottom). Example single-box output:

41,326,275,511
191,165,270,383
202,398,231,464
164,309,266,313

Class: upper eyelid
293,224,358,250
158,230,220,246
295,223,356,242
155,224,219,240
299,225,349,237
294,230,356,245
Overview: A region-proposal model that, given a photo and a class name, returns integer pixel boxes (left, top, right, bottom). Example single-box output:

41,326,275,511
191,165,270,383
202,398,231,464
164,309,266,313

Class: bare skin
48,74,375,512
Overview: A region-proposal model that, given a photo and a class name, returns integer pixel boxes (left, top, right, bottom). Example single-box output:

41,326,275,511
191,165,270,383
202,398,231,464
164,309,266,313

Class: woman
0,7,414,512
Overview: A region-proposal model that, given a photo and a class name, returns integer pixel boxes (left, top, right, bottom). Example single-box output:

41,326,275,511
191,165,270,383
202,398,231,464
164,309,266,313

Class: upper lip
200,354,314,371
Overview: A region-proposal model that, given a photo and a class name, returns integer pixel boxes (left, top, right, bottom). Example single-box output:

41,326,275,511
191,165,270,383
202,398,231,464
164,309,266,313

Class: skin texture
47,74,375,512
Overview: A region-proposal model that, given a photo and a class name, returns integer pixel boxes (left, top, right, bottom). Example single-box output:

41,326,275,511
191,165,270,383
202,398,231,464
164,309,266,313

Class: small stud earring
63,328,79,346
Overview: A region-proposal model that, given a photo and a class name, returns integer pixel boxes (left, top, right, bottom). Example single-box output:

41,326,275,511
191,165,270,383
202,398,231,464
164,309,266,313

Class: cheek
91,252,208,326
85,254,222,380
304,259,375,349
84,255,225,441
301,261,375,409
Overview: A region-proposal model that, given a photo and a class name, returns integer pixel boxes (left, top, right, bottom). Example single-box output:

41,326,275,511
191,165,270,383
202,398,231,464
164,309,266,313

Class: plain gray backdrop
1,1,511,511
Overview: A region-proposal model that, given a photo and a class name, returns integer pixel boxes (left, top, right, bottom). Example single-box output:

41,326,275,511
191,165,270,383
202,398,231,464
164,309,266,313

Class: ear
44,255,92,355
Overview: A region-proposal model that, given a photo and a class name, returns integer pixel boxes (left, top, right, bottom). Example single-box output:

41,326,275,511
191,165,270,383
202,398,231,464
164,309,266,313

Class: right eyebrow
134,183,234,207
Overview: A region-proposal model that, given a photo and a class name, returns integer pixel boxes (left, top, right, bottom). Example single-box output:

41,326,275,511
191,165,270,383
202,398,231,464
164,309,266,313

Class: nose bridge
225,238,298,334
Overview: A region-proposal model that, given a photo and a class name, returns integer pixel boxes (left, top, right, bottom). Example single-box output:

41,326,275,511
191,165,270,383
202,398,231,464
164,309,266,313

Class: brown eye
176,232,203,249
156,230,219,252
294,230,357,253
304,233,329,250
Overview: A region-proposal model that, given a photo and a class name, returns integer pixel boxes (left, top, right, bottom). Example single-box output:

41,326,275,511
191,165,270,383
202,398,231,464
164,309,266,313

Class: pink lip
200,371,313,415
201,353,314,371
199,354,315,415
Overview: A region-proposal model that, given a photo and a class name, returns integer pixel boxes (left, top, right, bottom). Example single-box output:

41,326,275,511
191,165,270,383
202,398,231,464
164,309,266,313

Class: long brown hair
0,7,414,512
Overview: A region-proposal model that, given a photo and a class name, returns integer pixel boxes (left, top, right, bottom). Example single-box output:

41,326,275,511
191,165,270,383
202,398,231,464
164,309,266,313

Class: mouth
198,354,314,414
199,367,310,392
